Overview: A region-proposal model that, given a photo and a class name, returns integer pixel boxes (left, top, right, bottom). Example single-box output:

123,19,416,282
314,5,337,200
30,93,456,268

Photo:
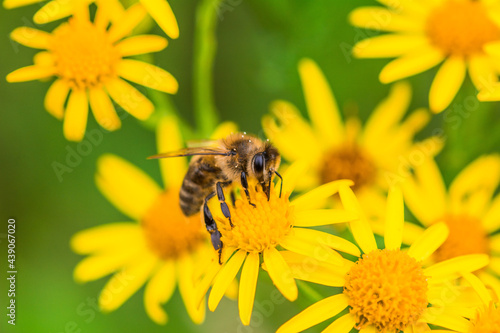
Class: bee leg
203,192,223,255
275,171,283,198
240,171,256,207
216,181,234,228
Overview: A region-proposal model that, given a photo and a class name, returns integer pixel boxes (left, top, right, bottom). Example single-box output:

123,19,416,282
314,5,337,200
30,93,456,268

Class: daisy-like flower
71,116,235,324
7,3,177,141
402,154,500,297
350,0,500,113
195,164,360,326
263,58,440,222
277,185,489,333
3,0,179,38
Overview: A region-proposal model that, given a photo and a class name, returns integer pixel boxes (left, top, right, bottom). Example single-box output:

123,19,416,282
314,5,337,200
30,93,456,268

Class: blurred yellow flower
196,164,359,326
263,59,440,225
402,154,500,297
71,116,235,325
7,3,177,141
3,0,179,38
277,185,489,333
350,0,500,113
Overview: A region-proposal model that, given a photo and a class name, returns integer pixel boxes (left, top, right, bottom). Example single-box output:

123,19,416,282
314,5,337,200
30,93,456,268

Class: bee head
250,144,281,197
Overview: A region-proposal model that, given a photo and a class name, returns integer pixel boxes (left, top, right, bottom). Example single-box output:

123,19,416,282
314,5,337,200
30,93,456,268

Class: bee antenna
274,171,283,198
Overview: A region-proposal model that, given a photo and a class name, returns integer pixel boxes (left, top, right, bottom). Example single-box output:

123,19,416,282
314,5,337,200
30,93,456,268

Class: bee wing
186,139,219,148
148,146,231,159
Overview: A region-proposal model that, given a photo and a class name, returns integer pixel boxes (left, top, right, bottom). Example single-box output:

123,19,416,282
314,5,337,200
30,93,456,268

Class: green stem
296,280,323,303
193,0,222,137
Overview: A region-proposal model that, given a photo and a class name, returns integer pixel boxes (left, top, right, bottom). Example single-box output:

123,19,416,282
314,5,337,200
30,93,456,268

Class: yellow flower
71,116,236,325
3,0,179,38
350,0,500,113
195,164,360,326
7,3,177,141
277,185,489,333
402,154,500,299
263,58,440,224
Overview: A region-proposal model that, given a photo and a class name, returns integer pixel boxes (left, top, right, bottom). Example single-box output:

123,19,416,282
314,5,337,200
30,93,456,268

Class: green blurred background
0,0,499,332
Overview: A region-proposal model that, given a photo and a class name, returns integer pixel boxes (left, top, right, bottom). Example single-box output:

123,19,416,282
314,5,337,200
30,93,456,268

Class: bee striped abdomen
179,156,224,216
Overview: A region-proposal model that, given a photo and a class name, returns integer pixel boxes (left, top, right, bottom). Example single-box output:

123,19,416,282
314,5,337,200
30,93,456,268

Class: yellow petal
449,154,500,217
384,186,404,250
177,255,205,324
262,100,322,163
291,179,354,211
429,56,466,113
263,247,298,301
298,58,344,147
407,222,449,262
238,252,259,326
292,228,360,257
108,3,147,42
478,82,500,101
10,27,51,49
484,194,500,233
278,251,349,287
144,260,176,325
71,223,143,254
44,79,69,120
95,0,125,23
6,64,54,82
116,35,167,57
276,294,348,333
477,271,500,302
95,154,162,220
63,90,89,142
353,35,428,58
105,77,154,120
34,0,93,24
118,59,178,94
210,121,238,140
294,209,358,227
280,159,310,196
424,254,489,281
322,313,356,333
468,54,497,90
280,233,344,266
420,309,471,332
349,7,424,32
461,272,492,306
88,87,121,131
99,253,158,312
208,250,246,311
194,255,224,307
379,47,444,83
156,115,188,189
338,185,378,254
74,251,139,283
3,0,45,9
140,0,179,39
362,81,411,146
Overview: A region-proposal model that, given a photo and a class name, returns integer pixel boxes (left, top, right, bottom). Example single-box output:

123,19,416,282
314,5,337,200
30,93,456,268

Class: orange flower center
49,17,120,90
470,302,500,332
213,185,294,253
344,249,428,332
320,144,376,190
433,215,489,262
141,189,206,259
426,0,500,57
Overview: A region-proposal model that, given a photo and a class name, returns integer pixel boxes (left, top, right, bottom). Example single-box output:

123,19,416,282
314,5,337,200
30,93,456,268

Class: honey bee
149,132,282,259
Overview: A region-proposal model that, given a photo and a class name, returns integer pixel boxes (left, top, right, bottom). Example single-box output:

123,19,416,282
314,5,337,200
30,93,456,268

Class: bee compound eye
253,153,265,177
